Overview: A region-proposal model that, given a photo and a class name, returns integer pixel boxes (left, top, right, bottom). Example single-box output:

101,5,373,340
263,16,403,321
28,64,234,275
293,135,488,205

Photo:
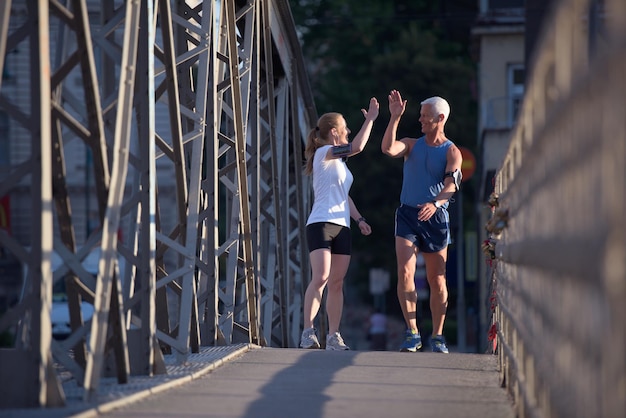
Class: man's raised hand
388,89,407,117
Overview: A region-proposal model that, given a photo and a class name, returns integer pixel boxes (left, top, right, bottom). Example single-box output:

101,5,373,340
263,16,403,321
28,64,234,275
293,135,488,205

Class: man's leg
423,249,448,337
396,237,423,352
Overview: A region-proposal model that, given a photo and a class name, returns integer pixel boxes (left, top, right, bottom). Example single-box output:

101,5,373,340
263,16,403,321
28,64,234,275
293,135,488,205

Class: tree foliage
289,0,478,301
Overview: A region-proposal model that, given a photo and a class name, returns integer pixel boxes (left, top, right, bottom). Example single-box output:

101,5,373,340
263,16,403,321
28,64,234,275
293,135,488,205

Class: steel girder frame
255,0,317,345
0,0,10,92
0,0,81,408
270,1,316,348
114,0,316,360
0,0,315,408
0,0,99,407
189,0,315,351
0,0,187,406
0,0,139,406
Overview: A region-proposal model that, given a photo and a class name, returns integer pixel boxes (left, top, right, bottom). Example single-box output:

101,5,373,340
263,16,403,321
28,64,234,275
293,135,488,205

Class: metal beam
0,0,316,409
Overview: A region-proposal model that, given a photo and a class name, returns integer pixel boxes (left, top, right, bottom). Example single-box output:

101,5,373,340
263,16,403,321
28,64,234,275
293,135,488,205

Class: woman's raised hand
361,97,379,121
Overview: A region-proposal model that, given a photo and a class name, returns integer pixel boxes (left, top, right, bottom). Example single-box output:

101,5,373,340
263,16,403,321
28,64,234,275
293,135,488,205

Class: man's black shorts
394,204,450,253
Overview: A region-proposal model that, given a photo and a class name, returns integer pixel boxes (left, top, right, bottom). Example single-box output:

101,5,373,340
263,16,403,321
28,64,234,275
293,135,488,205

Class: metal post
456,192,466,352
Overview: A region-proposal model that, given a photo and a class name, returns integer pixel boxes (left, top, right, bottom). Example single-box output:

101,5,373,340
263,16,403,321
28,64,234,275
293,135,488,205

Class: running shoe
326,332,350,350
399,330,422,352
299,327,320,349
431,335,449,353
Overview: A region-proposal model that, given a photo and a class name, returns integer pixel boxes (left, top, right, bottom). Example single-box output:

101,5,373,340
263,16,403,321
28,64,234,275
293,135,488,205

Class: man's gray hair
421,96,450,122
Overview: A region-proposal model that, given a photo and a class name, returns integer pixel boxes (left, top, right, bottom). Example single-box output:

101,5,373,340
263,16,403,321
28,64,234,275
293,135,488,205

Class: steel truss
0,0,315,408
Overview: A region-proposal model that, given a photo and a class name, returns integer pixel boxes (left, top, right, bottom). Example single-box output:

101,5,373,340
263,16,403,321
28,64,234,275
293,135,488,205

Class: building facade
472,0,525,352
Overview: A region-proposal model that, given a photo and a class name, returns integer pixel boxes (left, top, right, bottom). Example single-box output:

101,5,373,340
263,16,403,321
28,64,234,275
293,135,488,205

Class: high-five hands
388,90,407,117
361,97,380,121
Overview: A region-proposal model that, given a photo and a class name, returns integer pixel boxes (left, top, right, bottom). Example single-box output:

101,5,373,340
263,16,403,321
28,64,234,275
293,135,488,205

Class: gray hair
421,96,450,123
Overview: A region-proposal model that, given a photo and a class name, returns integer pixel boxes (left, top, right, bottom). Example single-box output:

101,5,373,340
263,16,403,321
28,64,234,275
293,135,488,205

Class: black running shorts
306,222,352,255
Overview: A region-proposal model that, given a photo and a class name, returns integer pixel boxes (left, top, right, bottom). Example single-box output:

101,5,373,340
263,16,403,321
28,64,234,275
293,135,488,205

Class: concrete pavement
1,344,514,418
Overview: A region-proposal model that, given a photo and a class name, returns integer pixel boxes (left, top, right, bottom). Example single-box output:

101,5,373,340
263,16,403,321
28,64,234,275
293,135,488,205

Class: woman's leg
325,254,350,334
395,236,418,332
302,248,332,329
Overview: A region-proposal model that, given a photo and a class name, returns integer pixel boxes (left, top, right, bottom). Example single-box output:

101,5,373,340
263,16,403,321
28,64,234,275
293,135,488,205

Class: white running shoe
326,332,350,350
299,327,320,349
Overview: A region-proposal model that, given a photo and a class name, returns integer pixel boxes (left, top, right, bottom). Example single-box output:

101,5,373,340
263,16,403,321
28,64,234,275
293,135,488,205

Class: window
508,64,525,126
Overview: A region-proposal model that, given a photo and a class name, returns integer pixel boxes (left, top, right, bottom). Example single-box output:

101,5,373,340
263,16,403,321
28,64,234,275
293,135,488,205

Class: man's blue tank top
400,136,453,208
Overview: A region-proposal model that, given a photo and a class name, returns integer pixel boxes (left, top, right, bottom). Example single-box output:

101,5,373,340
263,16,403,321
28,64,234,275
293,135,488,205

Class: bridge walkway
2,344,514,418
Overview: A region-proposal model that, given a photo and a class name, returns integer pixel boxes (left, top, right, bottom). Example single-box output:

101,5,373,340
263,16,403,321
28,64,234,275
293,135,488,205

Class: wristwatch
432,200,442,209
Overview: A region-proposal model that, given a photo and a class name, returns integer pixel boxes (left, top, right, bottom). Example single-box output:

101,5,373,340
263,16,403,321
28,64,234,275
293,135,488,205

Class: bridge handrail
489,0,626,417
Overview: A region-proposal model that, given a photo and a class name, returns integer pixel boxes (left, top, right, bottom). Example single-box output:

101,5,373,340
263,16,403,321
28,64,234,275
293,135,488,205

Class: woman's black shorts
306,222,351,255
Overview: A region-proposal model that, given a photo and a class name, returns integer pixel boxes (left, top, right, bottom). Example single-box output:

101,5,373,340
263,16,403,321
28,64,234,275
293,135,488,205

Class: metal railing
487,0,626,417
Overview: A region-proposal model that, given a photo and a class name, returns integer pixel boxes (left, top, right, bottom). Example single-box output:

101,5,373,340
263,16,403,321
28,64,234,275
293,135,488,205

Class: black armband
444,169,462,191
331,143,352,158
